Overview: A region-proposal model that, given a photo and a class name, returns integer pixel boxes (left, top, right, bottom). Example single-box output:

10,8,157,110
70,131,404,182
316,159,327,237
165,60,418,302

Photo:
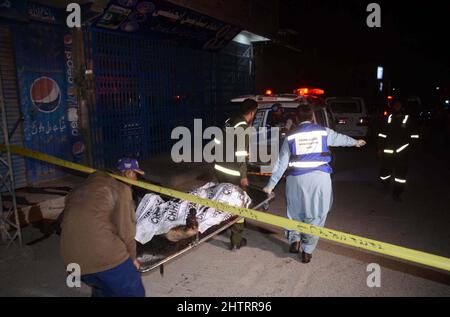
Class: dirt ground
1,143,449,297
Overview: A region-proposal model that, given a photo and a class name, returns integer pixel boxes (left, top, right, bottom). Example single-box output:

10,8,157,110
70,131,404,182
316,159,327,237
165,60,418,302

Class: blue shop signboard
94,0,242,51
11,2,85,183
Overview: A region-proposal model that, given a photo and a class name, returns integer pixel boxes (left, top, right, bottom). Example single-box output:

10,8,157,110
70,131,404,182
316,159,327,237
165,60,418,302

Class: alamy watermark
366,263,381,288
64,2,381,29
366,3,381,28
66,263,81,288
170,119,280,171
66,3,81,28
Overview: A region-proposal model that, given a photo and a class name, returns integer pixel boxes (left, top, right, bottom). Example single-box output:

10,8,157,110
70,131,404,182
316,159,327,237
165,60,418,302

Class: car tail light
357,117,370,126
337,117,348,125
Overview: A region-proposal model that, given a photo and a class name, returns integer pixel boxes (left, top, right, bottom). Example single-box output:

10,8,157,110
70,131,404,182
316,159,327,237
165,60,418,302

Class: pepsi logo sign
72,141,85,156
64,35,73,45
30,76,61,113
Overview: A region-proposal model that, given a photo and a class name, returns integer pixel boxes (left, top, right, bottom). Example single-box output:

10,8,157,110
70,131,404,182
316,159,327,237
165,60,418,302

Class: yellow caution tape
2,144,450,272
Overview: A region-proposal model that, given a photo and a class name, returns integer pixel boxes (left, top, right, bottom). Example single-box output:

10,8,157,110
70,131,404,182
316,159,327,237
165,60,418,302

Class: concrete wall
168,0,279,39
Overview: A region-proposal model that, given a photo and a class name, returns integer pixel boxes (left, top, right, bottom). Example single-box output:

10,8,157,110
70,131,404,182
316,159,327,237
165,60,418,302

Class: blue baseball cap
117,158,145,175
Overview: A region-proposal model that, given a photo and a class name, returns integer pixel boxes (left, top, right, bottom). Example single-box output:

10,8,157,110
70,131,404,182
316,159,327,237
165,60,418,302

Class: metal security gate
215,42,255,123
0,25,27,188
87,28,254,169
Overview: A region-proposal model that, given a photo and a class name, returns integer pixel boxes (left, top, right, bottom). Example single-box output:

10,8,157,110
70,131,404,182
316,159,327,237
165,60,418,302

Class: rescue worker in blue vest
378,100,419,201
214,99,258,251
263,104,366,263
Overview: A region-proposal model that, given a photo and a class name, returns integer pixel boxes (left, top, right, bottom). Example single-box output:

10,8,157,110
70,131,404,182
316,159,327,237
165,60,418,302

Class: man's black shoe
237,238,247,249
301,251,312,263
230,238,247,251
289,241,300,254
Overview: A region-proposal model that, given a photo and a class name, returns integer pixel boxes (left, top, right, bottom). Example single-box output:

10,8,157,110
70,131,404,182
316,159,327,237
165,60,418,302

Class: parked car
230,88,334,174
326,97,370,138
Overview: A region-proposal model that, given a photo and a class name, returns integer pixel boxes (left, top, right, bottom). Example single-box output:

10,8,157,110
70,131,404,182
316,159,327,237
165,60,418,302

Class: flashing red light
295,88,325,96
387,95,393,100
310,88,325,95
383,111,388,116
265,89,273,96
337,117,348,125
296,88,309,95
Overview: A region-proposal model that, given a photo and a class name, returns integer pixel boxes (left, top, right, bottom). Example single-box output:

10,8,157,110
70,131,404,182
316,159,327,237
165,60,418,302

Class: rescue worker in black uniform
213,99,258,251
378,100,420,201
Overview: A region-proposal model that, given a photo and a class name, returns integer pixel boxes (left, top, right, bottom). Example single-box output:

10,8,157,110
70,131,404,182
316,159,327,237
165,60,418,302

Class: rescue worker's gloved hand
356,139,367,148
262,186,273,195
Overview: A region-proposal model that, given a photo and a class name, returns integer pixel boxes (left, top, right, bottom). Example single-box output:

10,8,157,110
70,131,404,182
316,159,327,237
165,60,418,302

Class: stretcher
137,185,275,274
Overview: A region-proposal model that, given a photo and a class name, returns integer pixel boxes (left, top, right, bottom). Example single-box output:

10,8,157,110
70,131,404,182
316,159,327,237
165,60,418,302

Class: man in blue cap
117,158,147,206
61,157,146,297
117,157,145,181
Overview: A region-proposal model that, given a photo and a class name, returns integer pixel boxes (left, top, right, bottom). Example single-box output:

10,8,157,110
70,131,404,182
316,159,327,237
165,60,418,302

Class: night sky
264,0,450,101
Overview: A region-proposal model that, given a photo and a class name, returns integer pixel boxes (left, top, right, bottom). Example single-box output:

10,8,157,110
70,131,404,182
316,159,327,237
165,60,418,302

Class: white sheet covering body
135,182,252,244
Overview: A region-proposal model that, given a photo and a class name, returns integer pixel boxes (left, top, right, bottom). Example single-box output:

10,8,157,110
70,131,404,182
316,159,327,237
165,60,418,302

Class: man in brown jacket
61,158,145,297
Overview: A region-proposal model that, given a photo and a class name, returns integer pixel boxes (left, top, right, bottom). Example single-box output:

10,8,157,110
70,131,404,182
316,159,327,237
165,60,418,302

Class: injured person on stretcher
135,182,252,245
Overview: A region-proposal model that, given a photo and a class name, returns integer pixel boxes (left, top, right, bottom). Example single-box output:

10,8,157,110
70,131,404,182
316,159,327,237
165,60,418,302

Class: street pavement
1,140,449,296
138,143,450,296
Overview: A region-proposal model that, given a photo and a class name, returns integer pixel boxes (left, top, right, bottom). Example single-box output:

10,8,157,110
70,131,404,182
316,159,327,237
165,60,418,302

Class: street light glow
377,66,384,80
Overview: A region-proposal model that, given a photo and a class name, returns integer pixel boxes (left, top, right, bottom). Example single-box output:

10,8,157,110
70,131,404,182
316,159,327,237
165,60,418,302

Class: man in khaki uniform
214,99,258,251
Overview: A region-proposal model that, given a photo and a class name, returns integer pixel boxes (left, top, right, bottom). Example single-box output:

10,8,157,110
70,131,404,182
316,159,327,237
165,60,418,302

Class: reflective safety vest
287,122,332,176
214,116,249,179
378,114,419,156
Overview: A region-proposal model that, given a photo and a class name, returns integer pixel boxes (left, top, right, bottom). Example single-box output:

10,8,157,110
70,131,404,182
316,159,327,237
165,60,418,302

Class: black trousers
379,151,409,196
215,171,246,246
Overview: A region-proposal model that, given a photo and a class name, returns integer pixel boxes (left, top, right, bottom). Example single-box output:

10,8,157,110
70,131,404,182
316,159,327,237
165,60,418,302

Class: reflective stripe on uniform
411,135,420,139
388,114,393,124
236,218,245,224
396,143,409,153
287,130,328,141
395,178,406,184
288,161,328,168
214,164,241,177
380,175,391,180
378,133,387,138
234,121,247,128
384,149,394,154
235,151,248,157
403,115,409,124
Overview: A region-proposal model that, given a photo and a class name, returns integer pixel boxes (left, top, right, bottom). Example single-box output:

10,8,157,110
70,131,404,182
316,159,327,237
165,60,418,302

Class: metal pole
76,26,95,168
0,65,22,247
